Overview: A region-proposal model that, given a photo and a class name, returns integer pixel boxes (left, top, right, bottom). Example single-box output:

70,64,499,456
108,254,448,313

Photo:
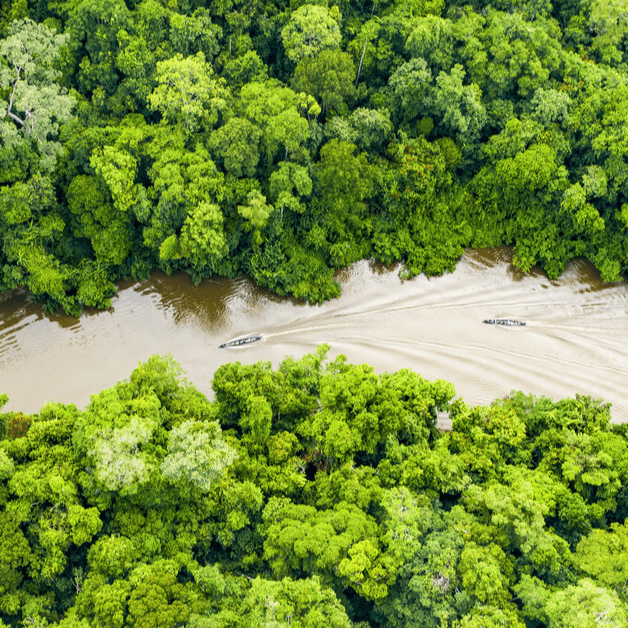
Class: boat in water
483,319,526,326
219,335,263,348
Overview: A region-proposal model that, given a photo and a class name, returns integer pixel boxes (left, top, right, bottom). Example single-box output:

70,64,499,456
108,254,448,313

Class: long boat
219,335,263,348
483,319,526,326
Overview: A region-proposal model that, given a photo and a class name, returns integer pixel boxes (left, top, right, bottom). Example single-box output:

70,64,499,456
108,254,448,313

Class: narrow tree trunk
355,39,368,87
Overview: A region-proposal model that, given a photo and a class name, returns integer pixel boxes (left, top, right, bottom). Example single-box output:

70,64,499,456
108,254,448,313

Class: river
1,247,627,423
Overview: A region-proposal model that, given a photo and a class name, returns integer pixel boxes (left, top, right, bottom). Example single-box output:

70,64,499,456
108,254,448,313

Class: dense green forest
1,348,628,627
1,0,628,313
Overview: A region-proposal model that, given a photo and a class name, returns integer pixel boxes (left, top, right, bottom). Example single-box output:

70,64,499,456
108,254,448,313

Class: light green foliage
452,605,526,628
263,498,390,599
575,522,628,590
238,190,275,242
0,19,74,169
72,355,210,498
161,420,237,492
190,571,352,628
560,183,605,236
266,106,311,161
67,174,134,265
380,438,469,499
238,576,352,628
0,449,14,480
87,535,139,579
378,521,468,628
519,577,628,627
539,430,628,518
304,365,452,463
269,161,312,215
90,145,138,214
148,52,228,131
178,201,228,270
71,575,131,628
458,542,514,606
472,11,563,102
433,65,486,142
464,471,574,580
127,570,190,628
222,50,268,88
531,88,572,126
169,9,222,60
0,512,32,614
380,488,434,563
281,4,342,63
348,107,393,152
0,173,75,309
208,117,262,178
145,131,227,266
89,414,157,494
586,0,628,66
448,401,529,478
238,80,316,163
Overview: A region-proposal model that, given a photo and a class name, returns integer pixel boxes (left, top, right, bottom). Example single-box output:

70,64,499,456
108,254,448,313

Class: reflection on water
1,247,627,423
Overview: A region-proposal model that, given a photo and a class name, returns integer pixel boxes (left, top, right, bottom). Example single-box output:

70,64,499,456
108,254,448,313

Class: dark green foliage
1,0,627,313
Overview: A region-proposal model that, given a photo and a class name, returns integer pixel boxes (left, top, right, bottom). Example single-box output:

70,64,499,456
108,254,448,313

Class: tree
208,117,263,178
67,174,133,266
585,0,628,66
143,130,227,274
262,498,390,600
388,58,433,126
189,570,352,628
313,139,377,266
301,364,453,464
235,576,352,628
405,15,454,72
348,107,393,153
0,173,77,309
0,19,74,170
452,605,526,628
457,542,514,607
177,201,229,272
127,570,190,628
148,52,228,132
161,420,237,492
238,80,318,164
292,49,356,115
517,577,628,628
237,190,275,244
281,4,342,63
433,65,486,143
64,0,132,100
269,161,312,218
575,522,628,592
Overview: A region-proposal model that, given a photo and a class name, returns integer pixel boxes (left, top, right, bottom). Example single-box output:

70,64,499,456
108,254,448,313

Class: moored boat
483,319,526,326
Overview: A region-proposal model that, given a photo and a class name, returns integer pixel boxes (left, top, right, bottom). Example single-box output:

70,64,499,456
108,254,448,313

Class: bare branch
3,67,24,123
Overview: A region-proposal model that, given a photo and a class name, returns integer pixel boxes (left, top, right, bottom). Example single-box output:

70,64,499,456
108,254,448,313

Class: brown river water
1,247,627,424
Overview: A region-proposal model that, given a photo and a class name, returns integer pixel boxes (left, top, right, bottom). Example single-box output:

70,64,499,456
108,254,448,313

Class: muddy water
1,248,627,422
